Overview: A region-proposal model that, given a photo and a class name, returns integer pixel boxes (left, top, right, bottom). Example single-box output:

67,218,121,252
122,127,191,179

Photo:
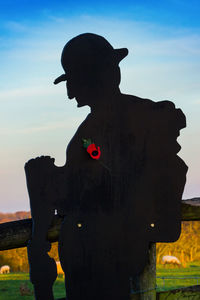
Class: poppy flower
87,143,101,160
82,138,101,160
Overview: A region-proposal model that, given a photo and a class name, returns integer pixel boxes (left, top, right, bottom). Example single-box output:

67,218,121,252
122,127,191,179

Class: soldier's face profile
65,66,95,108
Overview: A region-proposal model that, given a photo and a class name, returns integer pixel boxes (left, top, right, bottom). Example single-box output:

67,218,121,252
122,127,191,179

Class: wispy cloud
0,119,80,135
4,21,29,33
0,85,63,102
1,13,200,212
193,99,200,104
130,35,200,57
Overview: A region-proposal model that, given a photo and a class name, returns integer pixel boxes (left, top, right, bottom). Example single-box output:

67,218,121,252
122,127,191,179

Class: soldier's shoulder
120,94,157,118
121,93,154,107
121,94,186,129
121,94,175,110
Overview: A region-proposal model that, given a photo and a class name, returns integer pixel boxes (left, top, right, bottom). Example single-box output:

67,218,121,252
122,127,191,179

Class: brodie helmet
54,33,128,84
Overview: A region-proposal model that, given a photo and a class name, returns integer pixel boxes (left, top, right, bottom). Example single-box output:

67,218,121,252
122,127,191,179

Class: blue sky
0,0,200,212
1,0,200,27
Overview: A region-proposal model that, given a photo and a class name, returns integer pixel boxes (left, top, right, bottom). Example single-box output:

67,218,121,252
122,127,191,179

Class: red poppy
87,143,101,160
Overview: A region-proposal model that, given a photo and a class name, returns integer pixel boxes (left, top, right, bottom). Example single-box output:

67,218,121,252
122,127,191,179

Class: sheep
0,265,10,274
161,255,181,267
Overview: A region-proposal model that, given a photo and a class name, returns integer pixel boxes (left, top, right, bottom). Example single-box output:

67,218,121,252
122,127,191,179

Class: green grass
1,263,200,299
0,273,65,300
156,262,200,292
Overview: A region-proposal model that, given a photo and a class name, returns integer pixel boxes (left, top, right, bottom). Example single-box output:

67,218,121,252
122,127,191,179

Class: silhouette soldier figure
25,33,187,300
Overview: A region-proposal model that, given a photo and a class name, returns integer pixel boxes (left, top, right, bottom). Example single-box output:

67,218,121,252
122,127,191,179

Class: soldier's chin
77,102,86,107
76,97,87,107
67,93,74,100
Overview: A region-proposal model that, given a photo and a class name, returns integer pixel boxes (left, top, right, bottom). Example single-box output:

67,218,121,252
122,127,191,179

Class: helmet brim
54,47,128,85
54,74,67,85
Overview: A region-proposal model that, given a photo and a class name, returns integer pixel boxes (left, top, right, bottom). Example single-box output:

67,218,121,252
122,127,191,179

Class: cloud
2,15,200,73
0,13,200,212
0,85,63,102
130,35,200,57
4,21,28,33
0,119,82,135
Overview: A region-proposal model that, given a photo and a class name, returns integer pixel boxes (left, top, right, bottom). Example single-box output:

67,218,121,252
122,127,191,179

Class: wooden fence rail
0,198,200,251
0,198,200,300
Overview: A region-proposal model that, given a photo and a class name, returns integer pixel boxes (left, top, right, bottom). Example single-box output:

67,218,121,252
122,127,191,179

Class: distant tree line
157,221,200,267
0,243,59,272
0,211,31,223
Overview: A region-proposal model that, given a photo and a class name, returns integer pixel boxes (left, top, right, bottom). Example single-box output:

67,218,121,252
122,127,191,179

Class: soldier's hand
25,155,54,186
25,155,55,175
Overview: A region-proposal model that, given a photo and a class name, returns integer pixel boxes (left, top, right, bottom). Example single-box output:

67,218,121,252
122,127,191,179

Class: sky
0,0,200,212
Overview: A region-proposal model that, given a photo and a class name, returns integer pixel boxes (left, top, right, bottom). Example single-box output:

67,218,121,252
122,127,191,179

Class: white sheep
161,255,181,267
0,265,10,274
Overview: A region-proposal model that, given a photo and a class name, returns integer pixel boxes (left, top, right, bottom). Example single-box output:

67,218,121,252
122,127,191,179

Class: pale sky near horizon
0,0,200,212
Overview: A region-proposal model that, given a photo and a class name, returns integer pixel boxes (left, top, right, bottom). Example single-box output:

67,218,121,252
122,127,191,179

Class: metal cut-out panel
25,33,188,300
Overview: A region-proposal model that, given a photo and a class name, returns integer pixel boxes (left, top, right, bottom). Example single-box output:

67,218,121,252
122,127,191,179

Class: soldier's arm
25,156,58,300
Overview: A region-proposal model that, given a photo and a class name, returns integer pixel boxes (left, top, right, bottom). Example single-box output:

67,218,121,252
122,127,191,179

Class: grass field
1,263,200,299
156,261,200,292
0,273,65,300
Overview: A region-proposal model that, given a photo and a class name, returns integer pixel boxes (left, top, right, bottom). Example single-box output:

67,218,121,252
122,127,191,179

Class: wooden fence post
131,243,156,300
